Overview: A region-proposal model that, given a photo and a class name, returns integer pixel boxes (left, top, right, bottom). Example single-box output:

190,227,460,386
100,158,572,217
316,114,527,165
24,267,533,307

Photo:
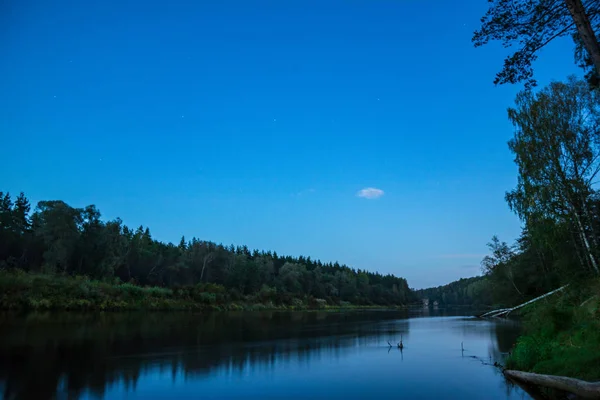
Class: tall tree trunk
565,0,600,77
507,266,524,296
200,253,213,281
571,227,590,271
574,211,600,274
581,200,600,248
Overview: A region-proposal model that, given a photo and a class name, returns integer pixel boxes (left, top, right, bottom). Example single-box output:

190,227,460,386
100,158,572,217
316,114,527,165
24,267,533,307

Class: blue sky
0,0,582,288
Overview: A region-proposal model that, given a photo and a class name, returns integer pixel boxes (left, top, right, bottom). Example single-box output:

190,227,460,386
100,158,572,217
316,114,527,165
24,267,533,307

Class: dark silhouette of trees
0,192,413,306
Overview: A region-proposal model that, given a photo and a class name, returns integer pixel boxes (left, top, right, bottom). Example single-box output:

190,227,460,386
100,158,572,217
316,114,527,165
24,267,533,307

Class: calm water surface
0,309,530,400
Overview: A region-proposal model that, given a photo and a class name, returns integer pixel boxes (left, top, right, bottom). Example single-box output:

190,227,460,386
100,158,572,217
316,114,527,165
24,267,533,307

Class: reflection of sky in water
82,317,528,400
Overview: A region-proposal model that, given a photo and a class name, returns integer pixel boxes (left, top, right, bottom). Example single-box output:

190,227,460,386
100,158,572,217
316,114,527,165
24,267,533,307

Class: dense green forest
0,194,413,310
414,276,491,307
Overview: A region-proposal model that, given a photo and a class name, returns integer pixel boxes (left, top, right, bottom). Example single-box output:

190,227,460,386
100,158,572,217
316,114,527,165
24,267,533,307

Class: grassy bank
505,279,600,381
0,271,405,312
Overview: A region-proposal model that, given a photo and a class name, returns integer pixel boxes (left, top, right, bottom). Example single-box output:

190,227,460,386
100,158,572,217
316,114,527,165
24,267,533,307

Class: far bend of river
0,309,531,400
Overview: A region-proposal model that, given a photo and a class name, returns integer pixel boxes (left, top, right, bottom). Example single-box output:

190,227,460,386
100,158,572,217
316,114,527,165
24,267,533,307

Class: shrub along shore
0,270,407,312
504,280,600,381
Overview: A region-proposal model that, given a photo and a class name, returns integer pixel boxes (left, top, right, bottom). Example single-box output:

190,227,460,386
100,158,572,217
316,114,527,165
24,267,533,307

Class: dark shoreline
0,271,410,312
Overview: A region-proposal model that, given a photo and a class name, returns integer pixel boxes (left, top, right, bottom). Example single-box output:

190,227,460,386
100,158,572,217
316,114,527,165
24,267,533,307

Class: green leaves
0,192,415,307
506,77,600,274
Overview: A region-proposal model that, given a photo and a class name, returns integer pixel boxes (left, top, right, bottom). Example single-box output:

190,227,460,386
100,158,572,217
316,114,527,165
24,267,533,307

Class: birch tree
506,76,600,274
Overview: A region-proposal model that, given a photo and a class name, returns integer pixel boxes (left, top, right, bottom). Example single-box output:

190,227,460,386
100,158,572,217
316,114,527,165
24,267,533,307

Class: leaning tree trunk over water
479,285,568,318
505,370,600,399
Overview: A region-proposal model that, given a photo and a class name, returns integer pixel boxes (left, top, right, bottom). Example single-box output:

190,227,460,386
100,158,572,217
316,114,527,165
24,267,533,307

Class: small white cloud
357,187,384,199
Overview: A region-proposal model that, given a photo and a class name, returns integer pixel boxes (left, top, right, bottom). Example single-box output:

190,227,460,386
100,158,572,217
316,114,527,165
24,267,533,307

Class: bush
291,298,305,309
313,298,327,308
203,283,226,294
145,286,172,298
118,283,145,298
258,285,277,303
198,292,216,305
0,271,204,311
229,288,242,301
506,283,600,381
507,335,545,371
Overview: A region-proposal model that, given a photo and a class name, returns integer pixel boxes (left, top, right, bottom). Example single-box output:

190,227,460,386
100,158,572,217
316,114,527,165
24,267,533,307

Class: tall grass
506,279,600,380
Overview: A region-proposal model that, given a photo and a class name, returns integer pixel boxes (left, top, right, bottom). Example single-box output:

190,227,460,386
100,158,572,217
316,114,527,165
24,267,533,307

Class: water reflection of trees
0,311,409,400
437,316,526,399
436,315,520,360
489,318,521,359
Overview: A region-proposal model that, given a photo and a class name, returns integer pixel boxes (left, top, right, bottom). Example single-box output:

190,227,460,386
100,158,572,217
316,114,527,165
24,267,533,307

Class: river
0,309,530,399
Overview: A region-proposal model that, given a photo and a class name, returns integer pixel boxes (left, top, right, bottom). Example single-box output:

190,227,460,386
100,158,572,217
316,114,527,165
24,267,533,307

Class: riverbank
505,279,600,381
0,271,406,312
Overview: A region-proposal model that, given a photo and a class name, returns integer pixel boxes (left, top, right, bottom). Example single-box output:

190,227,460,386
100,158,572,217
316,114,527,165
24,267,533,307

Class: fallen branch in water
467,355,503,368
504,370,600,399
479,285,568,318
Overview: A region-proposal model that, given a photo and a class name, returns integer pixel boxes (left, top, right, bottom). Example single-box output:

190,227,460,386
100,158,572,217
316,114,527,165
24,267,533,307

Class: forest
0,194,413,310
414,276,490,308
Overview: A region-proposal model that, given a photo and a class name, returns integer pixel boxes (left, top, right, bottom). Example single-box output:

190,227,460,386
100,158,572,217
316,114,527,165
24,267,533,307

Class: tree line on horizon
0,193,413,306
414,276,491,307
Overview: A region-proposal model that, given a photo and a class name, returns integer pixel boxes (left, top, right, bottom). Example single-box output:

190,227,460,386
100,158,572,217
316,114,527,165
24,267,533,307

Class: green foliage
420,77,600,383
0,270,411,312
257,284,277,303
197,292,216,305
0,271,190,311
463,78,600,310
0,193,415,309
506,283,600,380
291,298,306,309
415,276,492,307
